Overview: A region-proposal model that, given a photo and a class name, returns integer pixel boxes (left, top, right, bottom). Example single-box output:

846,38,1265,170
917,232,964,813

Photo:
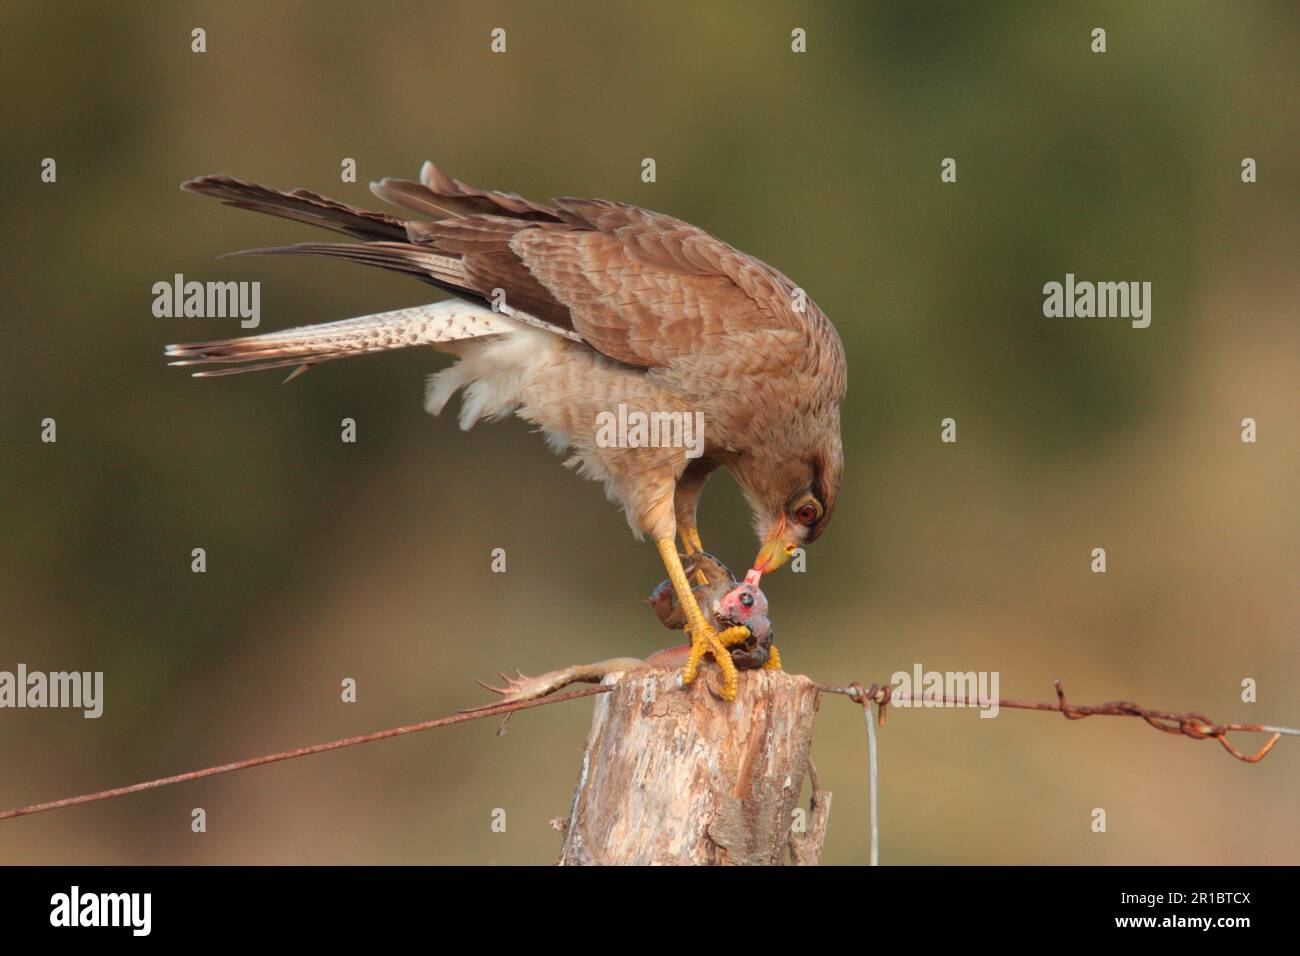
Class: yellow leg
657,538,744,701
679,526,709,585
763,644,783,670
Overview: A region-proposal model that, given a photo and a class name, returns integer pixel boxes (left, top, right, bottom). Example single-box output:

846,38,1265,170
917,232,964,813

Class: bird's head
738,432,843,586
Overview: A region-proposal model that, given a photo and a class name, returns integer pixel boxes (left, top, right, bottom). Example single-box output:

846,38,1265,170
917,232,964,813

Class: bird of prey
166,162,846,701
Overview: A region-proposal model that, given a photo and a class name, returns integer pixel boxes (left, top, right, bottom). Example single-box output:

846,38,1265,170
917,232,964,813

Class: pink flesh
743,568,763,588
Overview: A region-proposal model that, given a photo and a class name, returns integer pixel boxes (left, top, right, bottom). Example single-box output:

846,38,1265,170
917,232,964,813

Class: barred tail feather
165,300,513,378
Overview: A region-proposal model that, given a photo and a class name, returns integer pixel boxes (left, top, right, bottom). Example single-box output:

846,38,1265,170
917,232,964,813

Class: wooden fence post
557,667,827,865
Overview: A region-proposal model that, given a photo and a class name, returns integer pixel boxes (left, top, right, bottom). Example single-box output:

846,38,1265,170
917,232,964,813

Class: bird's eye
740,592,754,607
792,500,822,525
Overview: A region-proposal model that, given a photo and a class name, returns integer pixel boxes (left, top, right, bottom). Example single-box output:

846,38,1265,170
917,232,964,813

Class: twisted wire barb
818,678,1293,867
821,678,1291,763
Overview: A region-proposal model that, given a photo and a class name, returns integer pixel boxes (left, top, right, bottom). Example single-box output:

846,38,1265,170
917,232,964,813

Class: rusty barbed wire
2,671,1293,829
819,676,1295,867
0,684,612,823
820,678,1292,763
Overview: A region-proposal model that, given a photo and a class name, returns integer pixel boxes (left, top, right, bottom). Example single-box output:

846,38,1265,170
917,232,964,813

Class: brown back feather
183,162,840,381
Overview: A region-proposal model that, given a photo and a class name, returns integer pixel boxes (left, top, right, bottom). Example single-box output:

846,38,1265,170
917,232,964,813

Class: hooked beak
750,520,798,582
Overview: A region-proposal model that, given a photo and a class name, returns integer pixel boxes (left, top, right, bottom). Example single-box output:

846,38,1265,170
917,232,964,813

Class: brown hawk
167,162,846,700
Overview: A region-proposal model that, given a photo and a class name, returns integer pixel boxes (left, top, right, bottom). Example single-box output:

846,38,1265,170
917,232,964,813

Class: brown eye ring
793,501,821,525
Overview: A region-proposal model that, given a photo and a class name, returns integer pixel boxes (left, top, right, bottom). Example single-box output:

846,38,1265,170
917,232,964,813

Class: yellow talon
718,626,752,648
680,615,746,701
763,644,783,670
657,537,745,701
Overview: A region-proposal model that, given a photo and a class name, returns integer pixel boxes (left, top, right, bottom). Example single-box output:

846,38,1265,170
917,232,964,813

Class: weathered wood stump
557,666,828,865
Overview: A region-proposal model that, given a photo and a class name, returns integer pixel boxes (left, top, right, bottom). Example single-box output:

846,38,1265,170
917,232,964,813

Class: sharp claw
680,619,742,701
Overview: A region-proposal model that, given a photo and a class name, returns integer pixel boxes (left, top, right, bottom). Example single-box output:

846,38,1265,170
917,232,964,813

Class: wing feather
182,163,834,378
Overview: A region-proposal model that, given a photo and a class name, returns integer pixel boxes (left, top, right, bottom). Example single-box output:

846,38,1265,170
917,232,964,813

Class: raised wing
183,162,829,374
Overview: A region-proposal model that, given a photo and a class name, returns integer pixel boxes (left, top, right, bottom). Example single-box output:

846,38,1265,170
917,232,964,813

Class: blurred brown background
1,1,1296,865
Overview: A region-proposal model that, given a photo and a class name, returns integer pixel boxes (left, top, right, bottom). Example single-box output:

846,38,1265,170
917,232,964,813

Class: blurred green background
1,1,1296,865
